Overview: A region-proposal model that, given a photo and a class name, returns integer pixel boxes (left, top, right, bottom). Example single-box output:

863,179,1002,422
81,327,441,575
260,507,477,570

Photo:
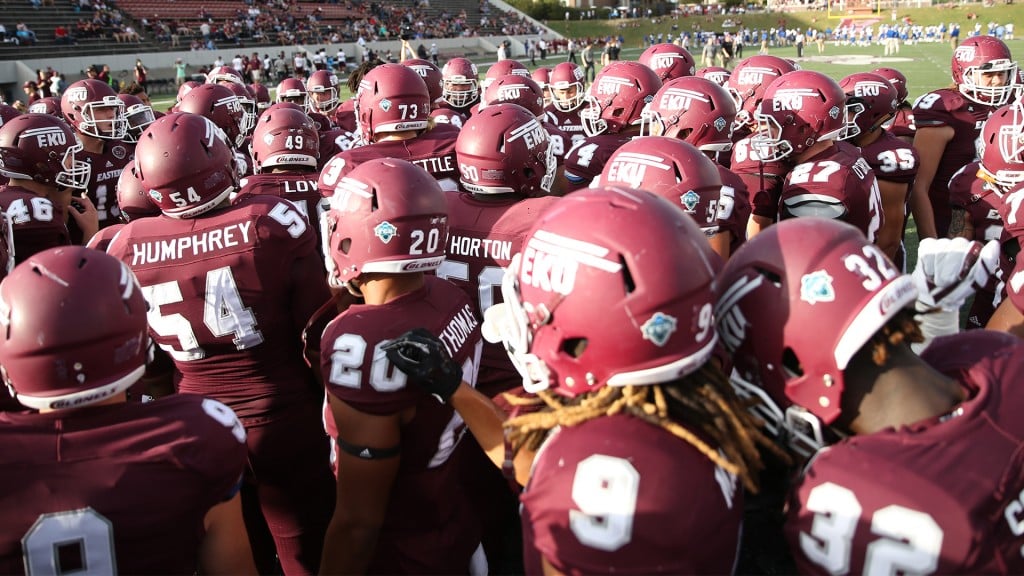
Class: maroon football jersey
321,275,483,573
948,162,1003,328
717,163,752,253
522,414,743,575
730,134,792,220
0,185,70,263
316,127,362,171
0,394,247,574
563,133,633,193
860,130,918,269
543,104,587,147
779,141,882,243
886,104,915,140
80,141,132,229
237,173,326,230
913,88,994,237
443,190,560,397
106,195,330,420
87,222,124,252
431,107,467,129
786,331,1024,575
319,123,461,193
544,121,568,166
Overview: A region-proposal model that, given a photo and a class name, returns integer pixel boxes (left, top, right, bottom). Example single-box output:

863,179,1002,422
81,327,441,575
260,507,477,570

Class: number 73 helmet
356,64,430,142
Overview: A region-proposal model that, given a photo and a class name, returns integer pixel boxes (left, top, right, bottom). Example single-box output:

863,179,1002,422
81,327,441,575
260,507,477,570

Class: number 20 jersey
106,195,331,420
785,331,1024,575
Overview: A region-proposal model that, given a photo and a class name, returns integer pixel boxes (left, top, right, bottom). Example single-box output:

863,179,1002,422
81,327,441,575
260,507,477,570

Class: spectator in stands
21,82,42,105
15,23,36,45
54,24,74,45
175,58,187,87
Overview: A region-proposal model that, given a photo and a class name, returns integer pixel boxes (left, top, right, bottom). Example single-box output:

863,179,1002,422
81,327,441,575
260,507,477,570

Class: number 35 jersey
522,414,743,575
106,195,331,420
786,331,1024,576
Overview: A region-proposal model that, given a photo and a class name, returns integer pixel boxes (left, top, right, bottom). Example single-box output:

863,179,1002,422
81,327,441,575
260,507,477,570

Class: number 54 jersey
785,331,1024,575
106,194,331,420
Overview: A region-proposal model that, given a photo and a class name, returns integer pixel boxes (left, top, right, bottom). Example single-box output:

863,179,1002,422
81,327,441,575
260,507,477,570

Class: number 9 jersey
785,331,1024,576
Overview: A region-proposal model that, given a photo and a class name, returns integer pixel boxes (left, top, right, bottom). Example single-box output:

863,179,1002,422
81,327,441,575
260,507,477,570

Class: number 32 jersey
786,331,1024,575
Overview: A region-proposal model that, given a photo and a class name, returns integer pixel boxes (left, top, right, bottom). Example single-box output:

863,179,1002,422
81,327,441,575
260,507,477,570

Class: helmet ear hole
620,255,636,294
561,337,588,359
340,238,352,255
782,347,804,377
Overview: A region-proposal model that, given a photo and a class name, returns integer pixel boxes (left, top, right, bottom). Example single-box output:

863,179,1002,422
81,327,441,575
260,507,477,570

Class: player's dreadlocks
503,363,791,493
868,308,924,366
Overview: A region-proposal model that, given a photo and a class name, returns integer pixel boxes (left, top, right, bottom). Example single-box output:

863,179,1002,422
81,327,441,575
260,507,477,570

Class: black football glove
383,328,463,403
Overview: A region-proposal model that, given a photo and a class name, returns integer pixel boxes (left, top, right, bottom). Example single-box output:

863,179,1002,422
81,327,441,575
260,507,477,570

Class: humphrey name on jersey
130,222,254,265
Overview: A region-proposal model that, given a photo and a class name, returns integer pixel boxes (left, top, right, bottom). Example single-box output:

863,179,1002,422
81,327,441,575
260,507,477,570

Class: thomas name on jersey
129,222,254,265
438,303,479,358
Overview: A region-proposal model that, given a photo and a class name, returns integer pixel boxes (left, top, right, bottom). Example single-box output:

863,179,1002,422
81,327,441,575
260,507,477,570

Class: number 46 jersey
785,331,1024,576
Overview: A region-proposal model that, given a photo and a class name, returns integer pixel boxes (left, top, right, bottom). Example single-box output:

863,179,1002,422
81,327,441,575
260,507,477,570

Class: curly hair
868,308,924,366
503,363,790,493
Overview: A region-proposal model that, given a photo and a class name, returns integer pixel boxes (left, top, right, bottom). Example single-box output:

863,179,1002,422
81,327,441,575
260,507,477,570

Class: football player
438,57,480,126
177,83,253,178
642,75,752,255
106,112,335,575
61,79,131,233
0,113,95,259
839,72,919,268
115,93,156,147
872,66,914,143
714,217,1020,575
542,62,588,147
318,63,461,192
384,186,781,574
86,159,159,252
480,75,568,170
752,70,882,243
911,35,1017,238
562,61,662,193
318,158,483,574
0,246,255,574
531,66,553,107
639,42,696,82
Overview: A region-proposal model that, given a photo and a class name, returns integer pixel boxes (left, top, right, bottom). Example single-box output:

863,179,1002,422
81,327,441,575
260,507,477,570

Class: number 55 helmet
484,186,719,397
0,246,149,410
322,158,448,288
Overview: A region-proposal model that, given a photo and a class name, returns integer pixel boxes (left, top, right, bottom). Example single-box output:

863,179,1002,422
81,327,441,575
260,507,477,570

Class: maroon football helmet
26,97,60,117
486,186,719,396
176,80,202,105
307,70,342,113
441,57,480,109
751,70,848,162
116,93,156,143
871,66,909,104
116,159,160,222
250,106,319,172
134,113,238,219
0,113,90,190
401,58,445,105
456,103,555,196
696,66,731,87
951,35,1018,106
321,157,448,287
598,137,723,231
481,74,546,116
838,72,899,138
356,63,430,141
206,65,245,86
176,83,247,148
249,82,271,112
221,82,257,136
531,66,553,107
639,43,696,82
641,76,736,152
0,246,149,410
548,62,586,112
482,59,530,90
276,77,309,109
726,55,798,129
715,218,914,455
61,79,128,140
978,103,1024,191
581,61,663,137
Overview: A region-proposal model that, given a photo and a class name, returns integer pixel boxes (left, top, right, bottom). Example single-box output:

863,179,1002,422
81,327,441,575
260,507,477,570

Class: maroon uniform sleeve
0,188,70,263
82,143,132,229
717,164,752,250
730,136,790,220
912,89,962,127
522,414,743,575
563,134,630,193
780,150,882,243
861,131,919,185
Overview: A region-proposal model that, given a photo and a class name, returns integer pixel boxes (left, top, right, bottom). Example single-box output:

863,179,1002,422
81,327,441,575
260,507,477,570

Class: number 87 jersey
785,330,1024,576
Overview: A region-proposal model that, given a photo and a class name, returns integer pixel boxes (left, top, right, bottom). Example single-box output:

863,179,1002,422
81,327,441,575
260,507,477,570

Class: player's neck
839,344,965,436
79,133,106,154
374,129,419,142
852,127,882,148
794,140,834,164
357,272,425,305
9,178,55,197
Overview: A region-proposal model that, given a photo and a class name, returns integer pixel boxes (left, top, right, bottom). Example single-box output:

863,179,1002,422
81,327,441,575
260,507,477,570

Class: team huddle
0,31,1022,575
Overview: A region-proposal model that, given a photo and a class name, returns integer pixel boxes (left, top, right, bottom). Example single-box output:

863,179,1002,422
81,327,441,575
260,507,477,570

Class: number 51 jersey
785,331,1024,575
106,194,331,420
